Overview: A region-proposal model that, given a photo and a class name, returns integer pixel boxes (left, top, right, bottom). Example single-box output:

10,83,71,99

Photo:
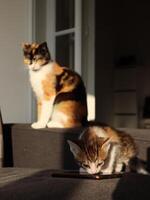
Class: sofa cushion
11,124,83,169
0,168,150,200
10,124,150,170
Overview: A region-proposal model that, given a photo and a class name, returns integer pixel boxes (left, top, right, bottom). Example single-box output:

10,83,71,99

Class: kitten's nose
89,163,98,174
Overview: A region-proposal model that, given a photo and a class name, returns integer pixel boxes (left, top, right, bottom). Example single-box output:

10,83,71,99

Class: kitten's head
22,42,51,71
67,137,111,174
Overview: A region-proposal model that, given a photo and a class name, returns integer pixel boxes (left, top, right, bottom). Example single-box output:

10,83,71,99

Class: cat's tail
129,157,149,175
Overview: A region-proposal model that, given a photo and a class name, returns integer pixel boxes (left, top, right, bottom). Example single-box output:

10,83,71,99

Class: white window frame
46,0,82,75
28,0,36,122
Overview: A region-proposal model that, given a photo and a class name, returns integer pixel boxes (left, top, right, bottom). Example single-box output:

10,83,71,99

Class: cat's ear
39,42,48,49
22,43,30,50
39,42,51,58
67,140,82,158
101,137,111,153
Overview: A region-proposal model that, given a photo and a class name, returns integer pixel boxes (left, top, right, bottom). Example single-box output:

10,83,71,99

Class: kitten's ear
101,137,111,153
67,140,82,158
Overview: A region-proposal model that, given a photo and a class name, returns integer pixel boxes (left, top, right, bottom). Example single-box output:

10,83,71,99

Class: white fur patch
51,109,68,123
47,121,64,128
32,97,55,129
29,62,54,98
48,111,68,127
85,162,102,174
101,145,119,174
92,127,107,138
79,127,107,140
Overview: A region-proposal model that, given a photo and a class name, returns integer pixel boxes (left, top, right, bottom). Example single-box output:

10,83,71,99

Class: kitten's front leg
115,163,123,173
101,167,114,174
101,145,119,174
31,97,55,129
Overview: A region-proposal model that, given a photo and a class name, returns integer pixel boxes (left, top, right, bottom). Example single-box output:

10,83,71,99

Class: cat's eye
39,48,46,55
33,56,37,61
82,163,90,169
97,161,104,167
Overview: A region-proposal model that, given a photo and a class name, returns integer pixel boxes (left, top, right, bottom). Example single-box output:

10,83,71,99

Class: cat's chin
31,122,47,129
30,67,41,72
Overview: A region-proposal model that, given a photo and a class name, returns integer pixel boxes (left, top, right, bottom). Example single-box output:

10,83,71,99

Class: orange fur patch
52,63,79,93
36,59,47,66
99,148,108,160
31,43,39,51
53,63,64,75
41,62,80,100
53,100,87,127
103,127,137,159
103,127,121,142
24,58,30,65
42,77,56,100
60,76,78,93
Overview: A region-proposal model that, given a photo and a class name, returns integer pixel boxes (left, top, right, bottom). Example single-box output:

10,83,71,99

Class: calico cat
68,126,139,174
22,42,87,129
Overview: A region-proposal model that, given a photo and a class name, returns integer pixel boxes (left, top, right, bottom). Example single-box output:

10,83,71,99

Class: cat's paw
31,122,46,129
47,121,63,128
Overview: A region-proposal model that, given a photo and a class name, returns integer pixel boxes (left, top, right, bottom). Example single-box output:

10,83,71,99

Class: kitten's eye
97,161,104,167
82,163,90,169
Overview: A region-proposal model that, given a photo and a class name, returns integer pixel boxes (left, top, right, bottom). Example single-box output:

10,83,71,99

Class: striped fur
22,42,87,129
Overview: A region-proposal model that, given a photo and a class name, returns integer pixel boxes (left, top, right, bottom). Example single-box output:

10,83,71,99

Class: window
47,0,82,74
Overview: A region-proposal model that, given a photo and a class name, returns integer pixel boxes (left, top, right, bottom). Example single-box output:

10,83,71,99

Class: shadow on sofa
3,124,14,167
0,168,150,200
1,124,150,199
113,173,150,200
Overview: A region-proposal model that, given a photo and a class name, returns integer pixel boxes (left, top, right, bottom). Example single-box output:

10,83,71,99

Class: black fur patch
54,68,87,104
54,85,87,104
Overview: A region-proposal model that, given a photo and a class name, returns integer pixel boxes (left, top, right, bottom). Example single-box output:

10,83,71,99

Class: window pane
56,33,74,69
56,0,74,31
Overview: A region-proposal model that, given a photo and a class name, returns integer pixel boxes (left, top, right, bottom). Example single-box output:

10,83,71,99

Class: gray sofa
0,124,150,200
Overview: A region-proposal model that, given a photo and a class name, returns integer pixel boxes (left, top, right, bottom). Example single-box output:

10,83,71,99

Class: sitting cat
22,42,87,129
68,126,146,174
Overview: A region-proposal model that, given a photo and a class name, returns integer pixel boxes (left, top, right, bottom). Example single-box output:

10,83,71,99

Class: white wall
0,0,32,123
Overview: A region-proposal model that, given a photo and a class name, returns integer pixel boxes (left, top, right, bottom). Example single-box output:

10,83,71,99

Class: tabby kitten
22,42,87,129
68,126,137,174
